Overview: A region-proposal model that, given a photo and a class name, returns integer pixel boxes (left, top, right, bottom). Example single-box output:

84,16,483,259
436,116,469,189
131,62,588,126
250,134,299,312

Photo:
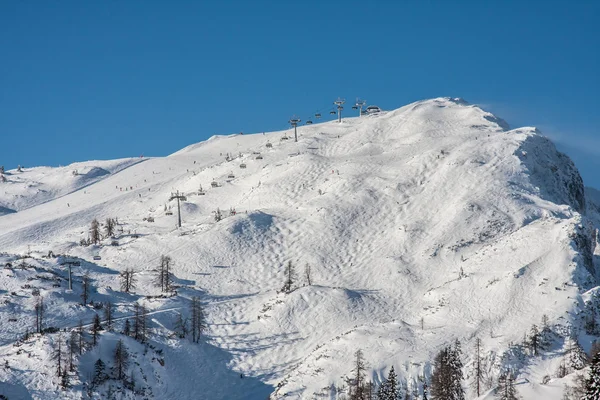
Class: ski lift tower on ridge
354,98,366,117
334,98,345,123
169,190,187,228
288,115,301,142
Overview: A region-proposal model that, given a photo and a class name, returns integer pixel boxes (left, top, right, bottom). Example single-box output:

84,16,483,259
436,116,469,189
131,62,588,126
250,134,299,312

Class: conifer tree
568,335,589,370
431,342,465,400
378,366,398,400
174,312,189,338
349,349,366,400
584,351,600,399
497,370,519,400
34,296,44,333
90,219,100,245
91,313,102,346
93,358,106,385
77,319,85,354
53,334,64,377
60,369,70,389
472,337,483,397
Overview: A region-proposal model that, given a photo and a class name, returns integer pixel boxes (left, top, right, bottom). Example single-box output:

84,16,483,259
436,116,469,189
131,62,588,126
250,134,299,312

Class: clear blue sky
2,1,599,185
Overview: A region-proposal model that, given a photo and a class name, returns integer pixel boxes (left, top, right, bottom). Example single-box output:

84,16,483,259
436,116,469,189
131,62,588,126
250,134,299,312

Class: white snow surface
1,97,599,399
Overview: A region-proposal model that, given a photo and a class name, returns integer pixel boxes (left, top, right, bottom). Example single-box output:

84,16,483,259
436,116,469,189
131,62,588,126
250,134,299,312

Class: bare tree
154,255,174,292
90,219,101,245
91,314,102,346
349,349,366,400
103,301,113,331
77,319,85,354
120,268,137,293
472,337,482,397
53,334,64,377
190,296,206,343
68,330,79,371
304,263,312,286
105,218,115,238
81,274,90,305
133,303,149,343
282,261,296,294
113,339,129,380
174,312,189,339
34,296,45,333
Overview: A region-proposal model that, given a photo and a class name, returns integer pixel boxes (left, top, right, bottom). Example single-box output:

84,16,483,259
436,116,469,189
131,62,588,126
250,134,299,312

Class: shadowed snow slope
1,97,599,399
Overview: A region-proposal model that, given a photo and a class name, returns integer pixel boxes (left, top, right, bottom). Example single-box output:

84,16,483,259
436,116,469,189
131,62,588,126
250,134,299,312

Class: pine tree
282,261,296,294
113,339,129,380
133,303,149,343
91,313,102,346
378,366,398,400
568,335,588,370
93,358,106,385
584,351,600,399
431,342,465,400
90,219,100,245
497,370,519,400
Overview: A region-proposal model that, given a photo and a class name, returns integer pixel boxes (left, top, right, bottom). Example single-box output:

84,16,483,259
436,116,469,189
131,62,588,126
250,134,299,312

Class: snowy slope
1,97,599,399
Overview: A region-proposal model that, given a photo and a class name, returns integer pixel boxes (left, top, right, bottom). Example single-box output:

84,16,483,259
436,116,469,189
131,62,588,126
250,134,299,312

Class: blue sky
2,1,599,186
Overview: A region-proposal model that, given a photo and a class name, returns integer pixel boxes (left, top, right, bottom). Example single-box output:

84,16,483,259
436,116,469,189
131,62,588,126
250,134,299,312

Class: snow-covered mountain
1,97,599,399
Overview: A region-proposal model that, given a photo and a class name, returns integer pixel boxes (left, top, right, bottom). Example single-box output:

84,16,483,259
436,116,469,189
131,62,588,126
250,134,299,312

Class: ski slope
1,97,599,399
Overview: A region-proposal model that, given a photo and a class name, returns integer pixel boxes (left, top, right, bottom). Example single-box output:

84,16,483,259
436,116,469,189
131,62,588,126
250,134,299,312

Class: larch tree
34,296,44,333
113,339,129,381
120,268,137,293
68,330,79,371
472,337,483,397
103,301,113,331
496,370,519,400
304,263,312,286
282,261,296,294
91,313,102,346
349,349,366,400
190,296,206,343
81,274,91,305
105,218,115,238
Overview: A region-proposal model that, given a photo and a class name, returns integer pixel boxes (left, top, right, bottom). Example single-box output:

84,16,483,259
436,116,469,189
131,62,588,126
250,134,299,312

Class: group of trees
173,296,206,343
154,255,174,293
281,261,313,294
83,217,118,246
91,339,133,392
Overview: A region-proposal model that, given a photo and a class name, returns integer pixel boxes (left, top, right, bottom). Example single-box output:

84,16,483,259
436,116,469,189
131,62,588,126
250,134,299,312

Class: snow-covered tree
567,335,588,370
584,352,600,399
497,370,519,400
431,341,464,400
472,337,483,397
304,263,312,286
378,366,399,400
529,324,541,356
349,349,367,400
53,334,64,377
